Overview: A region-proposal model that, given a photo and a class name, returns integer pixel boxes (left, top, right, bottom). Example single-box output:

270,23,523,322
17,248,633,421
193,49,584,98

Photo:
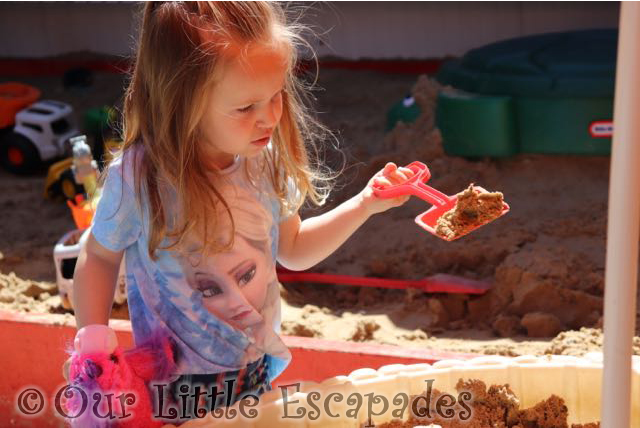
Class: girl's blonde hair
116,1,333,259
181,185,274,271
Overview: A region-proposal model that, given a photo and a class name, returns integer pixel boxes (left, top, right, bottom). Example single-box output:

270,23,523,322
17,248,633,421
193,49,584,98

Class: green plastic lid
437,29,617,97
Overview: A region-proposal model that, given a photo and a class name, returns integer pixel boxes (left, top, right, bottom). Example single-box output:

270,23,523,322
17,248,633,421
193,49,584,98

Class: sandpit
1,62,639,360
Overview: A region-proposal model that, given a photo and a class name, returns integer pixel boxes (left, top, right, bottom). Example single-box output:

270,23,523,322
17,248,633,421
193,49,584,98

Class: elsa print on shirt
177,185,290,367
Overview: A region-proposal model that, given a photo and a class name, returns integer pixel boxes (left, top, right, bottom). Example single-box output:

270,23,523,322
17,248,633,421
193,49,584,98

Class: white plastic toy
2,100,81,173
53,228,127,310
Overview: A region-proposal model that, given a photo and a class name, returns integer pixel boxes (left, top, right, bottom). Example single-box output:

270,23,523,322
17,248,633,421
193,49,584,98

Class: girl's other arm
278,163,413,271
73,231,124,329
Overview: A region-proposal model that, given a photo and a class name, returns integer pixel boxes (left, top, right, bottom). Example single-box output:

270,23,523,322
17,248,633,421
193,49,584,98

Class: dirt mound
351,320,382,341
435,185,506,240
488,243,603,331
0,270,129,320
0,271,62,314
372,378,599,428
545,327,640,356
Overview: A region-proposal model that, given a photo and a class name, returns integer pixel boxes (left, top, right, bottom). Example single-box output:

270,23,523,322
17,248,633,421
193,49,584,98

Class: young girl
69,1,413,422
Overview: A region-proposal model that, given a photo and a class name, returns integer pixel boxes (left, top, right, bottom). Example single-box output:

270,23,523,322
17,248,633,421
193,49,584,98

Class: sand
370,378,600,427
435,185,506,240
1,58,640,359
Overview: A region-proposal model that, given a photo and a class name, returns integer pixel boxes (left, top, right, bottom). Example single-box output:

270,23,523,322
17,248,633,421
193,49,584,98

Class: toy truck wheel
60,169,84,200
0,132,41,174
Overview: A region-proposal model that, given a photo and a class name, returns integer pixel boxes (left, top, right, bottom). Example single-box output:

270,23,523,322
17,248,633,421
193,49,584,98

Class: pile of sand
435,185,506,240
372,378,599,428
0,269,62,314
546,327,640,357
0,270,130,320
487,243,604,337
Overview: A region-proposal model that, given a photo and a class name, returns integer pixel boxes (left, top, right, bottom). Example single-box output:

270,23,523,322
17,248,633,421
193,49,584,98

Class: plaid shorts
164,355,271,421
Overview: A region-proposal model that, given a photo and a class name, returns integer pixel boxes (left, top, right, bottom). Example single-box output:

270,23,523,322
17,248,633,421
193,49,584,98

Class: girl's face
182,235,270,331
199,42,289,169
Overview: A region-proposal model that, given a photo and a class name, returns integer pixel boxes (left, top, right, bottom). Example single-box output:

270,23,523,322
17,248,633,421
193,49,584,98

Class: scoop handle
372,161,430,198
412,182,455,208
372,160,454,208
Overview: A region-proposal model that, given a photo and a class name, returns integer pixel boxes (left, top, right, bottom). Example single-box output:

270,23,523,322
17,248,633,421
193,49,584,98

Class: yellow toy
69,135,98,197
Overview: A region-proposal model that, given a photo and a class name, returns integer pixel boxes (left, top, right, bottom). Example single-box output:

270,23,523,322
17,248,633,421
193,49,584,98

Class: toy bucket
66,195,95,229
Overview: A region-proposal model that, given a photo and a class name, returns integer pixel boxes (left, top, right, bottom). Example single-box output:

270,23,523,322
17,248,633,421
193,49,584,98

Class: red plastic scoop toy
373,161,509,241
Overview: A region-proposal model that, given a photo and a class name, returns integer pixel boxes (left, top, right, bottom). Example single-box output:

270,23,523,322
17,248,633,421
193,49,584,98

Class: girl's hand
62,357,71,382
359,162,415,216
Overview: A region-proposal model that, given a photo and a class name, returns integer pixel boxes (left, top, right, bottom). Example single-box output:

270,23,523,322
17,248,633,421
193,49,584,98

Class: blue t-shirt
92,145,297,381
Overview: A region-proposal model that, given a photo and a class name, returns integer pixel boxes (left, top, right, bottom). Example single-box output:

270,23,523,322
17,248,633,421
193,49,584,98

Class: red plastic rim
7,147,24,165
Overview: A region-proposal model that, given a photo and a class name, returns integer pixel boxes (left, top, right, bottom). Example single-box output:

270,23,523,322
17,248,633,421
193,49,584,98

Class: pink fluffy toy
63,331,177,428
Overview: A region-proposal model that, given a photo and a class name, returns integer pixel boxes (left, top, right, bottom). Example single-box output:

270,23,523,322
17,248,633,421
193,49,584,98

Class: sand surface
1,58,639,358
372,378,600,428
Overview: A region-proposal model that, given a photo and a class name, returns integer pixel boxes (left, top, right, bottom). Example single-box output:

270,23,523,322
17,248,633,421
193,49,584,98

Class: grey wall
0,2,141,58
307,2,620,58
0,2,620,59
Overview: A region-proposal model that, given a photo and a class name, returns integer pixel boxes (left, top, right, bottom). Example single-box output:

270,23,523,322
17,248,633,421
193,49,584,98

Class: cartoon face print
178,183,277,336
184,233,270,331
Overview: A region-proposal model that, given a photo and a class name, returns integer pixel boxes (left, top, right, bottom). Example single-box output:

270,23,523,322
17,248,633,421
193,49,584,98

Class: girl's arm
278,162,412,271
73,231,124,329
